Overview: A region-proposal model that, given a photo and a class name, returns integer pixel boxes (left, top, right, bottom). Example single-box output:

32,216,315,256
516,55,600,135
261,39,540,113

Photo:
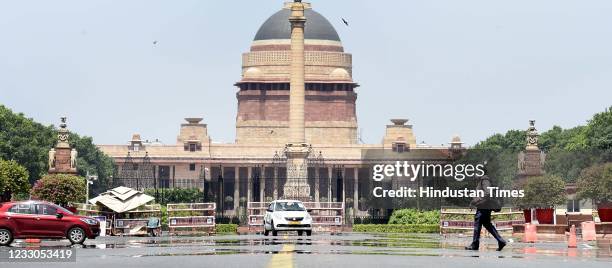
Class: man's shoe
465,244,479,250
496,241,507,251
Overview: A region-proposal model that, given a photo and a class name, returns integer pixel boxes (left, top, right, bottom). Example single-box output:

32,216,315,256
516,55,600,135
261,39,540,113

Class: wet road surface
1,233,610,268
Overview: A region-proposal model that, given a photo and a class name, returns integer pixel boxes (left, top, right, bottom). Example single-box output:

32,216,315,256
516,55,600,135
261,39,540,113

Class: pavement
0,232,610,268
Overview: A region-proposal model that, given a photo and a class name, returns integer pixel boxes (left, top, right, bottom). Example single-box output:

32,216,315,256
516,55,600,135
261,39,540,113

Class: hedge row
388,209,440,225
353,224,439,233
216,224,238,233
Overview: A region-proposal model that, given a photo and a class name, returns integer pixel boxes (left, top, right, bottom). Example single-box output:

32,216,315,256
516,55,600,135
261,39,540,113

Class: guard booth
167,203,216,235
247,201,345,233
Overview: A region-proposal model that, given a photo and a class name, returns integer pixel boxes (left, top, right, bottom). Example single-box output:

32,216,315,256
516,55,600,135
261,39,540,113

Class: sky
1,0,611,147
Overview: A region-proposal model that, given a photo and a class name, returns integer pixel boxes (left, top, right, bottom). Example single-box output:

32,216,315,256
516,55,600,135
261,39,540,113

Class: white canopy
89,186,154,213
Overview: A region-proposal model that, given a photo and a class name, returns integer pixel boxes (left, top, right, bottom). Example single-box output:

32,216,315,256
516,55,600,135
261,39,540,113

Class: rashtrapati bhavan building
98,1,460,216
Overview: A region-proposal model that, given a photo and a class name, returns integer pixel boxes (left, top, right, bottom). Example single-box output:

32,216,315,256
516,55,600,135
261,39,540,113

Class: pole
86,171,90,203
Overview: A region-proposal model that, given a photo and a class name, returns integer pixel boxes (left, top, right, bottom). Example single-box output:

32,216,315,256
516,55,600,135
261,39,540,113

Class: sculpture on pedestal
48,117,78,174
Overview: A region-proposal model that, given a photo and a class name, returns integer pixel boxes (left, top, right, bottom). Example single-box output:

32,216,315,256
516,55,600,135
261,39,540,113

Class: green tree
540,125,587,151
70,135,115,195
515,175,566,209
576,163,612,205
543,147,602,182
30,174,86,207
0,105,114,194
0,159,30,202
473,130,526,152
0,105,56,184
584,106,612,150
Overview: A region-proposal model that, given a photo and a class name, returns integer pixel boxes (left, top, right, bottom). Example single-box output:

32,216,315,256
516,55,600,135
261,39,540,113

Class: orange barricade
581,221,597,241
524,223,537,243
568,225,577,248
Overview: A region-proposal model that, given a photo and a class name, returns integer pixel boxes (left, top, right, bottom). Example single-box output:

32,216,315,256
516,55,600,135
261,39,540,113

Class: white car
263,200,312,236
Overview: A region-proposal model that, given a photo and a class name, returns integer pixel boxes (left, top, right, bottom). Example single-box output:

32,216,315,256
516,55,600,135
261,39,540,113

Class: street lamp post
85,171,98,203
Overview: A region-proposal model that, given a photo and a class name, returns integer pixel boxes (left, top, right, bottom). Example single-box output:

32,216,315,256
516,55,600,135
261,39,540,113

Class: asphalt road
1,233,610,268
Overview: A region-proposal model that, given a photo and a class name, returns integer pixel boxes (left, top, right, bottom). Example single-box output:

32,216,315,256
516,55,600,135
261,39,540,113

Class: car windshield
275,202,305,211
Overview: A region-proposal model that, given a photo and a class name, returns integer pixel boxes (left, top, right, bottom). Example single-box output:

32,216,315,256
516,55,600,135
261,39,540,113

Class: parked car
0,200,100,246
263,200,312,236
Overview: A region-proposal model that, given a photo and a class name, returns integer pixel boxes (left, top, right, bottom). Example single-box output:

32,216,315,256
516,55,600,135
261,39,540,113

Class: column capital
289,1,306,25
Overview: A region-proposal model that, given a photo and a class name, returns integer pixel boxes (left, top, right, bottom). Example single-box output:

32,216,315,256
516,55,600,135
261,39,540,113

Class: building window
133,144,140,152
189,163,196,171
184,142,202,152
393,143,407,153
567,199,580,212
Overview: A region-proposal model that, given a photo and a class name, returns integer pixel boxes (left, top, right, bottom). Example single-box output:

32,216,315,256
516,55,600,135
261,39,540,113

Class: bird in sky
341,18,349,26
153,40,158,45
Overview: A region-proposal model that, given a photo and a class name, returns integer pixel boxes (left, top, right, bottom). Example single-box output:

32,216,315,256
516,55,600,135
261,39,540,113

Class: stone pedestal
284,145,310,200
49,147,77,174
48,117,77,174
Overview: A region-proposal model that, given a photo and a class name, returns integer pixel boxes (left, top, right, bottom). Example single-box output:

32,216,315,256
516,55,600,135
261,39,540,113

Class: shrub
160,206,168,230
216,224,238,233
388,209,440,225
144,188,203,205
30,174,86,207
353,224,439,233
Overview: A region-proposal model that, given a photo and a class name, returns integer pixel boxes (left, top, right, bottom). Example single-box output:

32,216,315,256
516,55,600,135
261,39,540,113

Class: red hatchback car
0,201,100,246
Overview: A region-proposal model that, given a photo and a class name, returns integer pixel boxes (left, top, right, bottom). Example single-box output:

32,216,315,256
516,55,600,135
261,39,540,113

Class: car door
33,204,66,237
7,203,38,236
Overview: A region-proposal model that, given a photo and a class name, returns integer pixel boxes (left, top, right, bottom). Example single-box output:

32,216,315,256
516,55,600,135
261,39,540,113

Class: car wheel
297,231,303,236
264,229,269,236
67,227,86,244
0,228,13,246
272,231,278,236
306,230,312,236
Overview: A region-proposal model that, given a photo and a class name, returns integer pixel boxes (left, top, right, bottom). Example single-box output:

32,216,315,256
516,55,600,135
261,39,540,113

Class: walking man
465,175,507,251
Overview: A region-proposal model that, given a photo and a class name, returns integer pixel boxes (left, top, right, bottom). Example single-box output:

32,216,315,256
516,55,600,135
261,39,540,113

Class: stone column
247,167,252,203
328,167,333,201
273,167,278,200
203,164,212,201
288,1,306,144
284,0,310,200
342,168,346,203
259,167,265,202
314,168,320,202
234,167,240,213
353,168,359,211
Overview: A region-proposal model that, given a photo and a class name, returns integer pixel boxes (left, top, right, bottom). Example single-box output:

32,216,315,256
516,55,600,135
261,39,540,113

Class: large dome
254,8,341,42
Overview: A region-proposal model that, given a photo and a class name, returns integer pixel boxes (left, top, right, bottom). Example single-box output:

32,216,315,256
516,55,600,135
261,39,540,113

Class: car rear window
8,203,34,214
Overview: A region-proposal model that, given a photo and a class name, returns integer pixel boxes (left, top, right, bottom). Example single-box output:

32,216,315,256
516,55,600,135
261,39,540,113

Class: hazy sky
1,0,610,146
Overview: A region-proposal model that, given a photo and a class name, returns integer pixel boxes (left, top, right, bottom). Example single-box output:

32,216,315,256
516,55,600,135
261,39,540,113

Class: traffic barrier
524,223,537,243
581,221,596,241
568,225,577,248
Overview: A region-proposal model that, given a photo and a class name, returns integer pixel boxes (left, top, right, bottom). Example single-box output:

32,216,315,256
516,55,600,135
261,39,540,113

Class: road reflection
2,233,610,260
